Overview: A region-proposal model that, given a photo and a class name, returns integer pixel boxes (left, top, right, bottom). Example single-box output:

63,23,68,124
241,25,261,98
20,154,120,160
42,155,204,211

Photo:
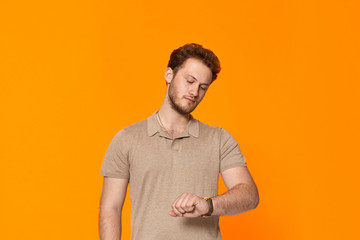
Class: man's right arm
99,177,128,240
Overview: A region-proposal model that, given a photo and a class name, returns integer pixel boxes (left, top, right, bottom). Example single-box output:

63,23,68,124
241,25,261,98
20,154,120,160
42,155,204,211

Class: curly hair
167,43,221,82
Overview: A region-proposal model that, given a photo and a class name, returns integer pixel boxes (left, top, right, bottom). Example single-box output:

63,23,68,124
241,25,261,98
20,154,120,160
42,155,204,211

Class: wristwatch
201,197,213,217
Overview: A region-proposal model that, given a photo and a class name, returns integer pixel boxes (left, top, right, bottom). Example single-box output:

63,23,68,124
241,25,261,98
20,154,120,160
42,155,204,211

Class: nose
189,84,199,97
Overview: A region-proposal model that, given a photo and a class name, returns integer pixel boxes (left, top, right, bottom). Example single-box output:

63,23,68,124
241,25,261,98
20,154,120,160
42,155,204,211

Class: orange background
1,0,359,239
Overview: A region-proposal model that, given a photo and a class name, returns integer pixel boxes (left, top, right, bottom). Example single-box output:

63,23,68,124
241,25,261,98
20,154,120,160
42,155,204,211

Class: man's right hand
169,192,209,218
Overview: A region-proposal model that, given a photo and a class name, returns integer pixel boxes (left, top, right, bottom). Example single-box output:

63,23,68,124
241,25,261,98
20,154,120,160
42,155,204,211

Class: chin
183,106,197,115
170,97,198,115
174,106,195,115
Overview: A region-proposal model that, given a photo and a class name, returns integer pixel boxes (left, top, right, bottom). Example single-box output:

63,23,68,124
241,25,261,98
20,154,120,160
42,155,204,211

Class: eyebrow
186,74,210,86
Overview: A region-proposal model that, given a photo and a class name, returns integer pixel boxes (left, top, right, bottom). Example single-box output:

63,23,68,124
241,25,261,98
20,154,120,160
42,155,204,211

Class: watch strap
201,197,213,217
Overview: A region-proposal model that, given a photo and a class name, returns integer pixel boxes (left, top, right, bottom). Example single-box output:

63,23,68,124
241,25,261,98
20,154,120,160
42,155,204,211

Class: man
99,43,259,240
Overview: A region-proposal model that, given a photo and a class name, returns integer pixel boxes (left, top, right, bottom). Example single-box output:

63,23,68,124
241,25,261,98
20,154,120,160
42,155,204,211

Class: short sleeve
219,128,247,173
100,129,130,179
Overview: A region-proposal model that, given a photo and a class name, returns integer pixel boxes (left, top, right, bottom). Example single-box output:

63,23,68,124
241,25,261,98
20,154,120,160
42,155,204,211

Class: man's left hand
169,193,209,218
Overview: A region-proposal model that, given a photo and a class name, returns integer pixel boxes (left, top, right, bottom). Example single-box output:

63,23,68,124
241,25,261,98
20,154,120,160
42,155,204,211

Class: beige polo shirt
100,111,247,240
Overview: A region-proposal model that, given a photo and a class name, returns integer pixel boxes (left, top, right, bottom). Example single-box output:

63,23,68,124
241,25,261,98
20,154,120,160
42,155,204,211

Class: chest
127,135,220,195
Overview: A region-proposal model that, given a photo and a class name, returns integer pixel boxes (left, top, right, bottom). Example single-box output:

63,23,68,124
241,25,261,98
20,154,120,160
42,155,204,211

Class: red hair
167,43,221,82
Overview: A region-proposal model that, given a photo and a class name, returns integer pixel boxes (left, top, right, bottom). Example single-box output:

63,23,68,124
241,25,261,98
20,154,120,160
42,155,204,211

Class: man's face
166,58,213,115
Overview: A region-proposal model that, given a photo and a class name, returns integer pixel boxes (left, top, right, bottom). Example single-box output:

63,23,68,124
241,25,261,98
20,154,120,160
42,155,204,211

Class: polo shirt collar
147,111,199,138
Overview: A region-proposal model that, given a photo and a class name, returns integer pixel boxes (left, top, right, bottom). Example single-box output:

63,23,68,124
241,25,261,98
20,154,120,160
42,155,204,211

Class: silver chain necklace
156,111,190,136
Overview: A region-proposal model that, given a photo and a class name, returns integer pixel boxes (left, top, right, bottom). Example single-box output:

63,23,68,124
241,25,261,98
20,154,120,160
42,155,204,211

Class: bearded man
99,43,259,240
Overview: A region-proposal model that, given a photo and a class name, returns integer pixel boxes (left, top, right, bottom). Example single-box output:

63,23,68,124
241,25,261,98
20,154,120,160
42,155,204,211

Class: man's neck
158,104,190,138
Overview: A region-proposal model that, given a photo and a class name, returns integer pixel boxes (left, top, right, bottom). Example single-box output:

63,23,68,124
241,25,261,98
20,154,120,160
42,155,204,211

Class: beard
168,83,198,115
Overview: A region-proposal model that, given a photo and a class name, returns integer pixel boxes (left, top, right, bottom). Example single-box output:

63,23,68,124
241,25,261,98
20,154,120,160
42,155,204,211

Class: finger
171,206,183,216
175,196,187,214
182,195,196,212
172,193,188,214
182,196,205,218
169,210,177,217
184,203,195,212
171,195,186,216
182,212,199,218
177,193,193,213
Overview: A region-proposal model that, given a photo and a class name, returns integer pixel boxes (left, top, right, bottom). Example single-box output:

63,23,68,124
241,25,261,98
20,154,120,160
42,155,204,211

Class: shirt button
172,141,180,151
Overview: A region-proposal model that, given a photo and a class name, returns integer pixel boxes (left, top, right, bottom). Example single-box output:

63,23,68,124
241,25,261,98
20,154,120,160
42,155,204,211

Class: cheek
198,91,207,101
178,84,189,94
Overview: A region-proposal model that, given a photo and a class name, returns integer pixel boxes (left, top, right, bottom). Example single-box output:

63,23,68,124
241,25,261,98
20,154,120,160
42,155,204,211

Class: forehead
178,58,212,84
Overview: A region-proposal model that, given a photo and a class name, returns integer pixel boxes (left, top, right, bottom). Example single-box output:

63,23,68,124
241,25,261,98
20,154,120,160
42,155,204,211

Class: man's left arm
212,166,259,216
169,166,259,217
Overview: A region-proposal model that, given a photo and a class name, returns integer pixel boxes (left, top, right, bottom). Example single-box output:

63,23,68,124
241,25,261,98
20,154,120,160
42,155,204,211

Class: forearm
99,209,122,240
212,183,259,216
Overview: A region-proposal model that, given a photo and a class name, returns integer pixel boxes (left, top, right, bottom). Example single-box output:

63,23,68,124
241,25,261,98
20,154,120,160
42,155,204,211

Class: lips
185,97,195,103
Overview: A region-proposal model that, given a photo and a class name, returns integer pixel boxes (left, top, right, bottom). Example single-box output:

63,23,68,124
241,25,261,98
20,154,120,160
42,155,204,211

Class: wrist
201,197,213,217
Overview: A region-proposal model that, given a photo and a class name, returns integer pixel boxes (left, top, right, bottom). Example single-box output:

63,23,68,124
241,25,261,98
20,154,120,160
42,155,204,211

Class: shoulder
112,117,148,142
122,118,147,134
197,119,229,135
197,120,237,144
197,119,227,139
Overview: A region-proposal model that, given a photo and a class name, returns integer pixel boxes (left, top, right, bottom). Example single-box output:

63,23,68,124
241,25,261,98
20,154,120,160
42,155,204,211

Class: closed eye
200,85,209,90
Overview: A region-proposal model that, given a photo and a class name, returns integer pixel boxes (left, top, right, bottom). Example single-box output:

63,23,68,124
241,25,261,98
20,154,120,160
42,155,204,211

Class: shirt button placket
171,139,180,161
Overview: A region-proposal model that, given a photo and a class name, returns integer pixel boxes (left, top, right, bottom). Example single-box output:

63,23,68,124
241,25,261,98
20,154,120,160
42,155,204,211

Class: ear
165,67,174,85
